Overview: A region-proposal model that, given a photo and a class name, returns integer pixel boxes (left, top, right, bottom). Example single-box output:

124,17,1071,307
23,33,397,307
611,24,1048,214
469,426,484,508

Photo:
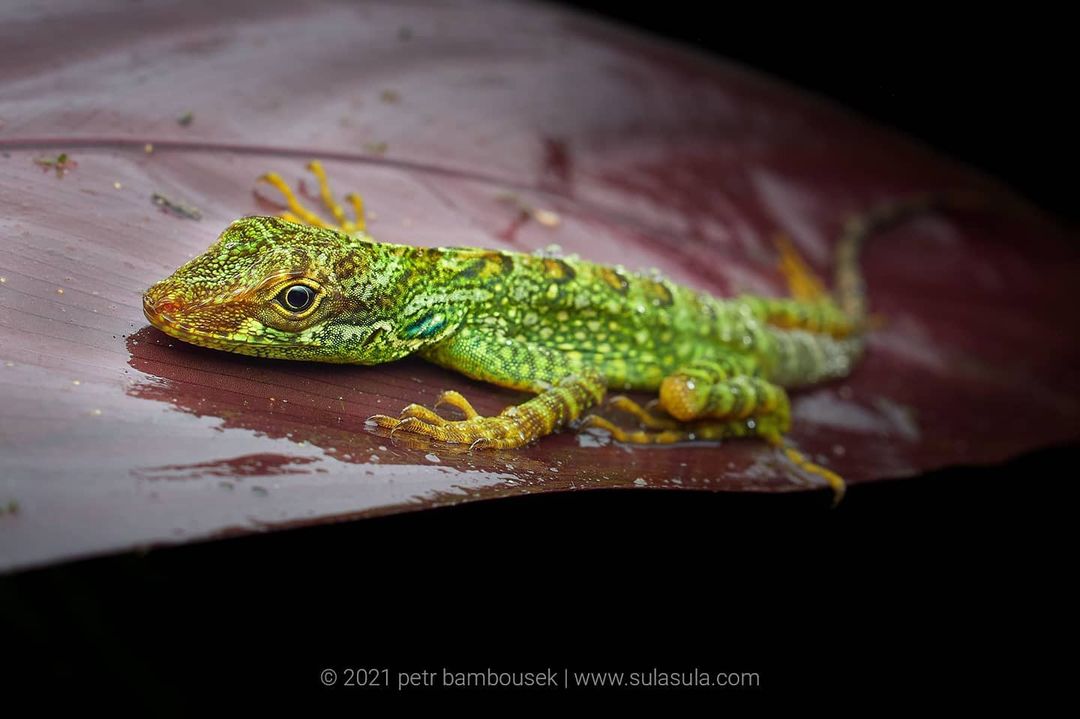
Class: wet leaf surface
2,0,1078,570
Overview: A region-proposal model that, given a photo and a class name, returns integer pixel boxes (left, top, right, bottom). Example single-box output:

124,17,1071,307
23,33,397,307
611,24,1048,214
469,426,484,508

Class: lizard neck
335,243,492,357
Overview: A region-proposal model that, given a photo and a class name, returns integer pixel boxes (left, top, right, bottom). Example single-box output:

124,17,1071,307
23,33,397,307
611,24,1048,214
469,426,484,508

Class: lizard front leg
256,160,370,239
368,328,606,449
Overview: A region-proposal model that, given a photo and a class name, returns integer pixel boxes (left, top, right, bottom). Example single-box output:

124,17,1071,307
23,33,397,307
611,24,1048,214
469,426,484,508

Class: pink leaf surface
1,0,1078,571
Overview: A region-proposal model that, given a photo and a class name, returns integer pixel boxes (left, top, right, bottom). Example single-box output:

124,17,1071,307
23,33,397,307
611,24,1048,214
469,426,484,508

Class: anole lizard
144,161,970,501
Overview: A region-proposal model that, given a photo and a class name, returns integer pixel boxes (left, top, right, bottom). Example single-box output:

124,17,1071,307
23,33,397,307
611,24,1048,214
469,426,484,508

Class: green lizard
143,161,960,501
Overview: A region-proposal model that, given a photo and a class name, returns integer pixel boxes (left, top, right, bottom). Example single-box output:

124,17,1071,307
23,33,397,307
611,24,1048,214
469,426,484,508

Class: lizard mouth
143,294,201,338
142,294,235,350
142,294,318,354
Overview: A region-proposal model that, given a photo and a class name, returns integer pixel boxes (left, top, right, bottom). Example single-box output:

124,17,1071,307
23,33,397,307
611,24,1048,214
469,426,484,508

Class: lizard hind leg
658,360,786,425
256,160,369,238
585,359,790,443
587,361,847,503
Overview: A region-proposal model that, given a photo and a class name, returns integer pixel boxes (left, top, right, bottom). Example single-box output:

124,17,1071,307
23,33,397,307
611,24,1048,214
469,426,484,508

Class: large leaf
1,0,1078,571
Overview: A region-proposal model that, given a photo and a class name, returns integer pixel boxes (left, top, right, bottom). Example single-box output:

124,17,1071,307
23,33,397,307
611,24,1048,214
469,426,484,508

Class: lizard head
143,216,421,363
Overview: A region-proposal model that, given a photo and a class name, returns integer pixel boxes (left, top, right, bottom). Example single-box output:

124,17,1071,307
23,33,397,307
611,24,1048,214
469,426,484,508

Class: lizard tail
833,189,986,327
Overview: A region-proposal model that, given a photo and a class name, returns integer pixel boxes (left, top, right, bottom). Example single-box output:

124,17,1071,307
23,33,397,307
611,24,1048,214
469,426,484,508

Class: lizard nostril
144,294,181,320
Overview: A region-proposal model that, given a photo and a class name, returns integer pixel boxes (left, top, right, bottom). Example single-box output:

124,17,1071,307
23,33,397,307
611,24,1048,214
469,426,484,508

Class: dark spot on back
457,252,513,282
644,280,674,307
599,267,629,295
543,258,576,284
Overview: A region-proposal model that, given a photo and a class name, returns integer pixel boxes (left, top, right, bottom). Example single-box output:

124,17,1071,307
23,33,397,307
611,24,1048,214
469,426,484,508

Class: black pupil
282,285,313,311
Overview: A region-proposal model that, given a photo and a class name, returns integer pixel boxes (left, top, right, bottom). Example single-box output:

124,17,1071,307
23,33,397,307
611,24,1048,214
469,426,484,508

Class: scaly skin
143,162,961,501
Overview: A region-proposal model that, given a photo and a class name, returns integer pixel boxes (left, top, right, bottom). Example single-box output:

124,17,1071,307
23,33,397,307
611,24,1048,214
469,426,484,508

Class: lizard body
143,162,960,500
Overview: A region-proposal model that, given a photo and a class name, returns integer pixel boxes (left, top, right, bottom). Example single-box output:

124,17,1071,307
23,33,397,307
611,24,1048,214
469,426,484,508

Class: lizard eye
276,284,315,313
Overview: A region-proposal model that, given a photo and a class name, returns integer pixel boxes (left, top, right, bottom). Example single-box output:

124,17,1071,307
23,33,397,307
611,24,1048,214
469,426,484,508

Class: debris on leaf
364,141,388,155
177,111,194,126
496,191,562,228
380,89,400,104
34,153,77,178
152,192,203,220
533,208,561,227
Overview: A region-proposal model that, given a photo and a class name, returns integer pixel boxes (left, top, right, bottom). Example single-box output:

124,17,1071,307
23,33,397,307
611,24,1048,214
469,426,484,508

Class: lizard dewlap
144,161,966,502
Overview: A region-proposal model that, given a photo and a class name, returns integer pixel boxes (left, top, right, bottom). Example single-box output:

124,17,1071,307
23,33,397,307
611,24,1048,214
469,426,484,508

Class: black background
1,3,1075,710
558,2,1078,225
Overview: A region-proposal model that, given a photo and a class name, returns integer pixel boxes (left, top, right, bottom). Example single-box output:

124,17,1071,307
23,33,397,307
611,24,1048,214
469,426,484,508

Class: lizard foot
257,160,369,238
368,406,528,450
605,395,680,430
774,232,828,301
368,389,529,450
580,415,690,444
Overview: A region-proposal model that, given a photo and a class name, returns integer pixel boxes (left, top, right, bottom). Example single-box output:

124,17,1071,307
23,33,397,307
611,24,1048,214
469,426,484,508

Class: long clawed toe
580,414,689,445
577,395,685,444
780,445,847,506
433,390,481,420
605,395,680,430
